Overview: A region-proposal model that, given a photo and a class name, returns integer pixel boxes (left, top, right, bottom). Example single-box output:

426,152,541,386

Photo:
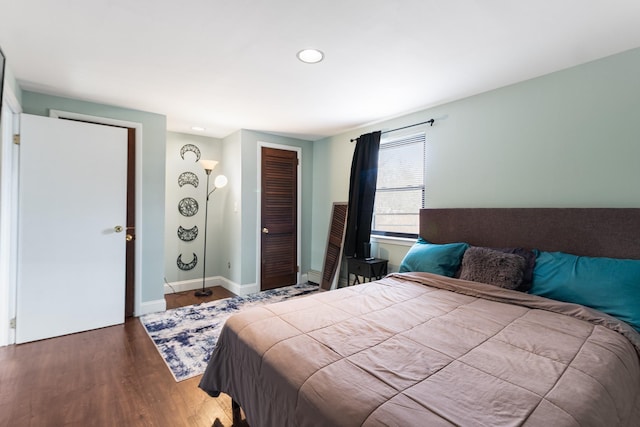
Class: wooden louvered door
261,147,298,290
321,202,348,290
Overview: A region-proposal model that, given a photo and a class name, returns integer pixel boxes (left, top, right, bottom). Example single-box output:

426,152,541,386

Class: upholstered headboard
419,208,640,260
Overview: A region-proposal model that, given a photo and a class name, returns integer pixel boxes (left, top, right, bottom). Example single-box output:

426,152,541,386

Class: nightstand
347,257,389,286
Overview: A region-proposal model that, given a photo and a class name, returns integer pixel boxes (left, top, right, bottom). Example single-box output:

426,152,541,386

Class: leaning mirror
320,202,348,290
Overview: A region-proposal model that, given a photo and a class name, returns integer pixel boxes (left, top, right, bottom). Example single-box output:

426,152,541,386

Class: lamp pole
195,168,213,297
195,159,227,297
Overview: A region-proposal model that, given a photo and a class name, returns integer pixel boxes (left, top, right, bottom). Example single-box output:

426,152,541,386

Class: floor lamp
195,159,228,297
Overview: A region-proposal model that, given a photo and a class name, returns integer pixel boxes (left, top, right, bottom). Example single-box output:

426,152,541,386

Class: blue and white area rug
141,283,319,382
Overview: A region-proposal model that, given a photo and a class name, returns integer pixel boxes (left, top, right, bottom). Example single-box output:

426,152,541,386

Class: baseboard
307,269,348,288
224,280,259,296
307,269,322,285
137,298,166,316
164,276,259,297
163,277,224,294
165,274,313,298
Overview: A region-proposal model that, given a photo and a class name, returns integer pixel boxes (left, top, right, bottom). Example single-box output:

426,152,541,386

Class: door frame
0,86,22,346
49,109,143,317
256,142,301,288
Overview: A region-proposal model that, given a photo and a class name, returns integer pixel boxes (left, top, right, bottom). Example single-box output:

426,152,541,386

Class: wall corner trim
137,299,167,316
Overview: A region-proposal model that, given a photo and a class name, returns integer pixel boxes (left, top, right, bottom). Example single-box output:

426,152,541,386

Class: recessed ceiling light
191,126,206,131
297,48,324,64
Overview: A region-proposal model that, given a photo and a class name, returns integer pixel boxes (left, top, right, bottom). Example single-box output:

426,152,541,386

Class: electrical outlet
227,261,231,269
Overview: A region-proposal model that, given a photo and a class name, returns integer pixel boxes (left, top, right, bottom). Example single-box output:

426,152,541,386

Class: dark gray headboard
419,208,640,260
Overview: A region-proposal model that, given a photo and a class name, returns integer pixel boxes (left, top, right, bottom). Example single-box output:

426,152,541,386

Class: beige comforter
199,273,640,426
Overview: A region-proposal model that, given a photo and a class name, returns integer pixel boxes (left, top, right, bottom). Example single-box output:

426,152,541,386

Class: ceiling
2,1,640,141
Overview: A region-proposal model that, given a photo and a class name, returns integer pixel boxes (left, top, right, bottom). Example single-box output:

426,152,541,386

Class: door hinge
9,318,16,329
296,265,300,272
13,134,20,145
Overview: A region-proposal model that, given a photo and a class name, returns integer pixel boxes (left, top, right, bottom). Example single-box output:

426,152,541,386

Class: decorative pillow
491,248,536,292
459,247,526,290
530,250,640,333
399,238,469,277
454,247,536,291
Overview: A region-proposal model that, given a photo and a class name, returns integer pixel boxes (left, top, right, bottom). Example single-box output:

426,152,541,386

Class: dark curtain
344,131,381,258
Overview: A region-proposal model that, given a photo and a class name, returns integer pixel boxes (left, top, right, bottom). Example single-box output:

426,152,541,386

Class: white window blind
372,132,426,237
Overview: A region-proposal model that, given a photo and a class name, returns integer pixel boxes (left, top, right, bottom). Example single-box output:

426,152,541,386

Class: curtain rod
350,118,434,142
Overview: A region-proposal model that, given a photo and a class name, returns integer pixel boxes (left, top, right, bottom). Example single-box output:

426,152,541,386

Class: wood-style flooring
0,286,247,427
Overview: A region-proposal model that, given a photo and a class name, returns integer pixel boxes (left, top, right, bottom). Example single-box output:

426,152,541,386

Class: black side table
347,257,389,286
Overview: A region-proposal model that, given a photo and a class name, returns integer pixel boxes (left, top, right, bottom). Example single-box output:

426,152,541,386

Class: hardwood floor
0,286,246,427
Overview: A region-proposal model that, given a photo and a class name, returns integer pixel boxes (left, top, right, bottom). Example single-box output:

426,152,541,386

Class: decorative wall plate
177,253,198,271
177,225,198,242
180,144,201,162
178,197,199,217
178,171,199,188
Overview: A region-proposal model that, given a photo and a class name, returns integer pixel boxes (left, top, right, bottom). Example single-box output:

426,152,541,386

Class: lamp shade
214,174,228,188
200,159,218,172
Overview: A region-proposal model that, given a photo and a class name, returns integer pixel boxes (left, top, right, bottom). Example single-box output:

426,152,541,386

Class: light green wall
22,91,167,304
230,129,314,285
311,47,640,273
164,131,224,283
221,130,242,284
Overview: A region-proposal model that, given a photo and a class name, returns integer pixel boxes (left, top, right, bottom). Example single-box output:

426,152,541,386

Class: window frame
371,130,426,239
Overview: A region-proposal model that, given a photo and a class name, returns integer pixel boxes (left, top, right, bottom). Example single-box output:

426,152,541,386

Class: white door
16,114,128,343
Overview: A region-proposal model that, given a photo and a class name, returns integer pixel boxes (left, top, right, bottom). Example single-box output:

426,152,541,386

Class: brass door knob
262,227,269,234
114,225,123,233
126,234,134,242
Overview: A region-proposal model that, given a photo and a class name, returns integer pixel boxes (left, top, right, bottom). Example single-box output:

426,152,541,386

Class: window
372,132,426,238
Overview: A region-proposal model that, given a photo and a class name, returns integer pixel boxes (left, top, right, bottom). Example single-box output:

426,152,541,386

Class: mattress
199,273,640,426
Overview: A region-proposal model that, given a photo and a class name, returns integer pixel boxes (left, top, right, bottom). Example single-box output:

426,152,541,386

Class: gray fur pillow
459,247,526,290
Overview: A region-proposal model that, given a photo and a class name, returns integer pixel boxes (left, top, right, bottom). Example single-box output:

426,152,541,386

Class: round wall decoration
177,253,198,270
178,197,199,217
178,171,199,188
177,225,198,242
180,144,201,162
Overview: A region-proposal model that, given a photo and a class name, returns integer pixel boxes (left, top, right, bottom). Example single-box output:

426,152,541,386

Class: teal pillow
530,250,640,332
399,239,469,277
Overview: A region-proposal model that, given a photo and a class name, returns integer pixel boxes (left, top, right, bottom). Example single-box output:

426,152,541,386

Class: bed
199,208,640,426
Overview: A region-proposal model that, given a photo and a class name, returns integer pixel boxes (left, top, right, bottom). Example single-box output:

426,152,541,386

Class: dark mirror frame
0,45,5,125
320,202,348,290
